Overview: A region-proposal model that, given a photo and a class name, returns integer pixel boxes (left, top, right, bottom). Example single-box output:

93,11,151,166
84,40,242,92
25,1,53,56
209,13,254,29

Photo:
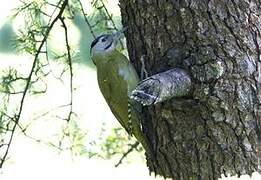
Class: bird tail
127,100,133,135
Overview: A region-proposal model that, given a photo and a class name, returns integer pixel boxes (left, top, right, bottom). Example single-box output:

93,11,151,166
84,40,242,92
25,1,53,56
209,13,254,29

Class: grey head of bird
90,34,116,57
90,28,127,58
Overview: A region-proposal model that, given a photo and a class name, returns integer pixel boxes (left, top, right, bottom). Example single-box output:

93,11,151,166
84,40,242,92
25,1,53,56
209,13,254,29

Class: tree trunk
119,0,261,179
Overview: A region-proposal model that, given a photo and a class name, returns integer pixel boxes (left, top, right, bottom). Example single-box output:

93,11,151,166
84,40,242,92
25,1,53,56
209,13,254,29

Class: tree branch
131,68,192,106
0,0,69,168
115,141,139,167
59,16,74,122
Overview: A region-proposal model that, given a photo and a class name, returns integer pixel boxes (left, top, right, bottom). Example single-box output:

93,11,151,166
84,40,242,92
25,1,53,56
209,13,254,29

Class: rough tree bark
119,0,260,179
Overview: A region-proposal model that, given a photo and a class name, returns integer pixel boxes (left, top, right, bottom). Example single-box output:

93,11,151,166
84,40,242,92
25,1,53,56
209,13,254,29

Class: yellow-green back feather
94,50,150,152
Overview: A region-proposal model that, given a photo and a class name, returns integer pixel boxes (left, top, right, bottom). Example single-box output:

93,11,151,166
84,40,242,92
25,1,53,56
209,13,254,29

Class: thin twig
0,0,69,168
115,141,139,167
99,0,124,49
77,0,96,39
99,0,118,31
59,16,74,122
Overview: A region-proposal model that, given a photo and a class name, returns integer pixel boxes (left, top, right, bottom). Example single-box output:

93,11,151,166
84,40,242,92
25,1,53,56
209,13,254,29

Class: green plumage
93,49,149,151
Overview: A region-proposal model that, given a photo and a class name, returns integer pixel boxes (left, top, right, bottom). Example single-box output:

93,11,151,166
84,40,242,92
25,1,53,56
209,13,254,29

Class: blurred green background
0,0,150,179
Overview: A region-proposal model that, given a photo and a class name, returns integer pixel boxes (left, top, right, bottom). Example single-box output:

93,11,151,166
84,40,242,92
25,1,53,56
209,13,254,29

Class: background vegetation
0,0,142,169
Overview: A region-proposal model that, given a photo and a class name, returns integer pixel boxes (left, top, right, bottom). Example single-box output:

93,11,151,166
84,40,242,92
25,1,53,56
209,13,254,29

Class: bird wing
96,52,135,134
96,51,154,156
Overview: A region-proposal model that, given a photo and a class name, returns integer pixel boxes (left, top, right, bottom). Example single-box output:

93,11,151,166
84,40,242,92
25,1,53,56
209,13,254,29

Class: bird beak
112,27,127,42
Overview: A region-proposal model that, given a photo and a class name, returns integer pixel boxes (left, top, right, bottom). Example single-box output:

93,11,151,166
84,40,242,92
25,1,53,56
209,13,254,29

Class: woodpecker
90,29,150,152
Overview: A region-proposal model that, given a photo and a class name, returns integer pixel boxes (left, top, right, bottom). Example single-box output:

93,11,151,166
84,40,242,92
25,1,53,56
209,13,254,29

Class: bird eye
101,38,106,42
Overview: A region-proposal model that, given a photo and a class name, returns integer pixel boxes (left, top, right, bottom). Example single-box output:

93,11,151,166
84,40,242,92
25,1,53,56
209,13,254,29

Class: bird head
90,28,126,57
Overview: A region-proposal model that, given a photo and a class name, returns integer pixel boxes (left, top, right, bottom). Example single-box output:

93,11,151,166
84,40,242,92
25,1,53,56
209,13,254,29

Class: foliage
0,0,136,168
